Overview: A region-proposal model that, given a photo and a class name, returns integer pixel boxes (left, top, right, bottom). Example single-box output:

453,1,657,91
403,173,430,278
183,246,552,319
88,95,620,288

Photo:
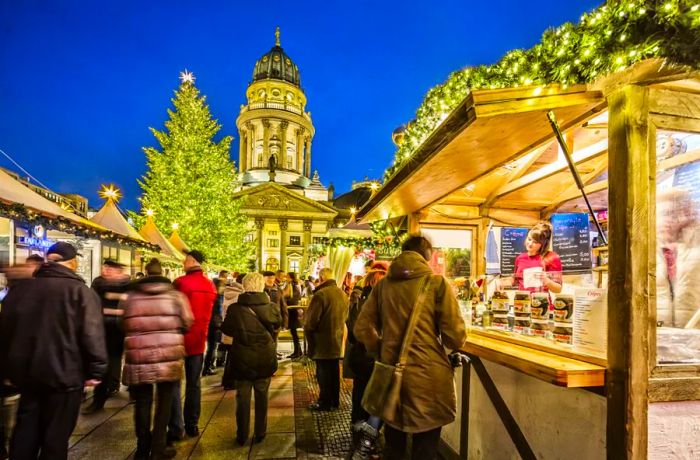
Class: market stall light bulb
146,209,155,217
172,223,179,230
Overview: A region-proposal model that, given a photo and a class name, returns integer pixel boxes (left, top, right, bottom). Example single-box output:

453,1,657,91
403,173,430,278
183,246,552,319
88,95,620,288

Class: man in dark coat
263,271,288,330
304,267,348,411
221,273,281,445
0,242,107,460
84,258,132,413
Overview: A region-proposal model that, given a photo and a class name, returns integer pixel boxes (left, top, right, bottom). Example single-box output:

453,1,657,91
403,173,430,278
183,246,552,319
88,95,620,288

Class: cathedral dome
253,27,300,87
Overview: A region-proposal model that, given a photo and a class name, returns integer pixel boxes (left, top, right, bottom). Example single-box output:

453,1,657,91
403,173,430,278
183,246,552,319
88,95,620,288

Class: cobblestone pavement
62,342,354,459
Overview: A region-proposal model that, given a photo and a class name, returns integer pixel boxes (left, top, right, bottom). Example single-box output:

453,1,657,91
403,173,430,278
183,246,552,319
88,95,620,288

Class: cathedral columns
245,122,254,169
296,129,305,176
238,130,247,172
255,218,264,270
304,138,312,178
303,219,312,272
262,119,271,163
279,218,288,271
279,121,288,169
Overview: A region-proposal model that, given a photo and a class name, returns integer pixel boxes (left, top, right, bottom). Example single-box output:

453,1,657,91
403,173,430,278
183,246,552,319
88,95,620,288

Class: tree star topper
179,69,195,85
98,184,122,202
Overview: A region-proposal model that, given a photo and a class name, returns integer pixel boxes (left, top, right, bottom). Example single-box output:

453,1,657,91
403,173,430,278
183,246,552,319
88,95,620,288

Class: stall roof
168,230,190,253
139,217,185,261
0,167,107,232
358,84,605,222
90,198,146,241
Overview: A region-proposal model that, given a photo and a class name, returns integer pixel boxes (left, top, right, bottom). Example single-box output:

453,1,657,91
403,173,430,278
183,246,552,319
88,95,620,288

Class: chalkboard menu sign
551,213,592,273
673,160,700,203
500,227,528,275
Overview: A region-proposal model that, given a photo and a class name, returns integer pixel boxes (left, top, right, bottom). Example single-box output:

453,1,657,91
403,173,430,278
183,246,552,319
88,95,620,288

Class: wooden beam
607,84,651,460
650,113,700,134
650,88,700,120
490,139,608,200
541,160,609,215
657,147,700,171
482,145,550,208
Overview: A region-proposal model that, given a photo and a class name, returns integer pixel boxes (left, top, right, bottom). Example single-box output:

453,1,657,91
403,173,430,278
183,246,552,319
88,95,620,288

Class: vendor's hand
84,379,101,387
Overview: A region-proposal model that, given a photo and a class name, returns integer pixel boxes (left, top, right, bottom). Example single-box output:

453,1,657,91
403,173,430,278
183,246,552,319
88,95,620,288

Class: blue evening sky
0,0,602,211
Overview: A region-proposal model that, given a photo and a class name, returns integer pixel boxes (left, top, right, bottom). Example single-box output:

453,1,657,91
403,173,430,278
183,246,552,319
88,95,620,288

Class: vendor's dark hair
528,221,553,257
288,272,299,283
401,235,433,261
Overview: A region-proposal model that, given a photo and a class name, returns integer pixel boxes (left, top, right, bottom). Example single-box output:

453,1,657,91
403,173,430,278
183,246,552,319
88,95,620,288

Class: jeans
169,354,203,434
10,387,82,460
131,381,175,458
204,333,219,371
234,378,271,442
315,359,340,408
384,426,442,460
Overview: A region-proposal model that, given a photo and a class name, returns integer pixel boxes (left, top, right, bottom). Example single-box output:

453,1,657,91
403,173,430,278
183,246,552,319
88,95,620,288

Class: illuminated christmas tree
134,70,252,269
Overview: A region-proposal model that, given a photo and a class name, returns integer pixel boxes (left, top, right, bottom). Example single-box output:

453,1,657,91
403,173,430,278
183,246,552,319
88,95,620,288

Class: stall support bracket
546,111,608,245
470,355,538,460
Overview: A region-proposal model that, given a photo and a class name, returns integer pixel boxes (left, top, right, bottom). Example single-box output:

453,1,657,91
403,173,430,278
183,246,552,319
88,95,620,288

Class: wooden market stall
358,59,700,459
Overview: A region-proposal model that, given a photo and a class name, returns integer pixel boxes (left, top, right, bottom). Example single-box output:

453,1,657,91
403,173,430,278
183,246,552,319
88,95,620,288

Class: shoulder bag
361,275,432,419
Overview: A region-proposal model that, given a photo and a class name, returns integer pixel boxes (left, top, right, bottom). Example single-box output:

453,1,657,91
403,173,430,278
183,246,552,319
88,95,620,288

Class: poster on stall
573,288,607,359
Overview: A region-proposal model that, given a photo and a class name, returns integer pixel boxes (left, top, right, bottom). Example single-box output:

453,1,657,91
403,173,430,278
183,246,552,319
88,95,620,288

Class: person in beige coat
122,259,193,460
304,267,348,411
354,236,467,460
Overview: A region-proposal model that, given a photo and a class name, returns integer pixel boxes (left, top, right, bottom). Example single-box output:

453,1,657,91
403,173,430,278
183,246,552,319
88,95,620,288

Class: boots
351,422,378,460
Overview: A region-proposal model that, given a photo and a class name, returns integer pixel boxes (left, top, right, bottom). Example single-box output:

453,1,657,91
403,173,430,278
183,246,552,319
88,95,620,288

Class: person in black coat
285,272,303,359
221,273,281,446
84,259,131,413
0,242,107,460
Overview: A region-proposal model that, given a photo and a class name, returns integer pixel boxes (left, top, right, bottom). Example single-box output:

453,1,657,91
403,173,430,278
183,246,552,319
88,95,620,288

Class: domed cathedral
234,28,341,273
236,27,328,199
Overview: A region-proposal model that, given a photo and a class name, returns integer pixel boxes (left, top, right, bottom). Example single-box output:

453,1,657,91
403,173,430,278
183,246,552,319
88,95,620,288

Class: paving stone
267,388,295,408
68,402,135,460
250,432,296,459
265,407,295,433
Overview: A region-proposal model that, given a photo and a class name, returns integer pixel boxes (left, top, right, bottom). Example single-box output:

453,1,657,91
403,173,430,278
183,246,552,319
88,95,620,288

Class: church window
287,155,294,169
286,92,294,101
289,236,301,246
266,257,279,272
267,239,279,248
289,259,300,274
243,233,254,243
257,154,263,166
268,231,278,236
313,237,324,245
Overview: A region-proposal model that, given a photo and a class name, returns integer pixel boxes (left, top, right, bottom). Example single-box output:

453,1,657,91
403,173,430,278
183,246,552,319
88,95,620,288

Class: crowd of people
0,234,468,460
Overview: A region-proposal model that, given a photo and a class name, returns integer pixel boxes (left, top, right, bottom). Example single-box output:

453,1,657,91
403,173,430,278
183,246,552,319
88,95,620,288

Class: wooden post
408,210,425,234
606,84,651,460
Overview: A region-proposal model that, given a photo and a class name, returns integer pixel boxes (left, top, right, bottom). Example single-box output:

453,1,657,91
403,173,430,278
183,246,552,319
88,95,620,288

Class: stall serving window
421,227,473,279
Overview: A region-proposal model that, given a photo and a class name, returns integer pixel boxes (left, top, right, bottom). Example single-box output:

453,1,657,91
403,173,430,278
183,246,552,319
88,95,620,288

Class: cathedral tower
236,27,316,190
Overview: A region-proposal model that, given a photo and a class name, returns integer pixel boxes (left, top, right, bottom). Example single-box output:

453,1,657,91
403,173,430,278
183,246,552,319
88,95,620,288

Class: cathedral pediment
234,182,338,218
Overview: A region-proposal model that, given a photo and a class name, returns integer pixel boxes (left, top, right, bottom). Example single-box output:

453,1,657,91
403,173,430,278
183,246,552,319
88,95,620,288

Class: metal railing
243,101,307,117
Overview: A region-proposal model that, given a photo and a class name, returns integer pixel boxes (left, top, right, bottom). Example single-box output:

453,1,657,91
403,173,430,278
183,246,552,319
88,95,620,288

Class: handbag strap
396,275,432,368
244,306,274,339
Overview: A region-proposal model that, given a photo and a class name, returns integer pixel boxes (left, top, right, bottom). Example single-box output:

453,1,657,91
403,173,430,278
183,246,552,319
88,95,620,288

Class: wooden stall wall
442,361,606,459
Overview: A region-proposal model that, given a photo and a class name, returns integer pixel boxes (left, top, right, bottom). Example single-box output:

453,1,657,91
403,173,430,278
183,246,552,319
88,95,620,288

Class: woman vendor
503,221,563,294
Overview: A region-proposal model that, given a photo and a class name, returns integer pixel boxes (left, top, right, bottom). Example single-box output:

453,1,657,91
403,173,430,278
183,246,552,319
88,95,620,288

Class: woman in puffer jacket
122,259,193,460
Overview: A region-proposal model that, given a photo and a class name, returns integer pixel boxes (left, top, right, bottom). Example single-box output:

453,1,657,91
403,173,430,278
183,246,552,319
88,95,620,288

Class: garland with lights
315,220,406,256
387,0,700,178
0,201,158,251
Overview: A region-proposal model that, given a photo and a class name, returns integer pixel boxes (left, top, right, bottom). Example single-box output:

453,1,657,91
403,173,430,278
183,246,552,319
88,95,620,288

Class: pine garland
0,201,157,251
387,0,700,178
